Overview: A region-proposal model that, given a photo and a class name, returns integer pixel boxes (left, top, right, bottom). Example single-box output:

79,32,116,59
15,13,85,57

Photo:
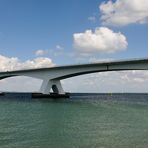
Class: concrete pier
0,92,69,99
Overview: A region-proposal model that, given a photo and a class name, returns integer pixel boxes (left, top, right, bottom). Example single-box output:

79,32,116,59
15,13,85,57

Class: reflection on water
0,94,148,148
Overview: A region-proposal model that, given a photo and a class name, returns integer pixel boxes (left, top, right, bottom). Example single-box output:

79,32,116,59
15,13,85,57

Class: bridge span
0,59,148,94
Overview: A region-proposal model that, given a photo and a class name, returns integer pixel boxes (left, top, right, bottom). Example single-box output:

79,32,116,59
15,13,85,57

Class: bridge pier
40,79,65,94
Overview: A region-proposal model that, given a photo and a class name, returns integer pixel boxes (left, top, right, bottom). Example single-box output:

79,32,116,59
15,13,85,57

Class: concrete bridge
0,58,148,94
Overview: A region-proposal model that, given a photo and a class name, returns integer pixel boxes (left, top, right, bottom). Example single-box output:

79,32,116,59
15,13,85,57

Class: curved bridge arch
0,59,148,94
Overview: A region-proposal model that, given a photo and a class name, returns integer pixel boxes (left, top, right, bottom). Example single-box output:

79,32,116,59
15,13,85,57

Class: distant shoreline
0,92,148,101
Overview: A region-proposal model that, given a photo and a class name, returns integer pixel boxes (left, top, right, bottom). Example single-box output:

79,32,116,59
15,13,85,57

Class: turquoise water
0,97,148,148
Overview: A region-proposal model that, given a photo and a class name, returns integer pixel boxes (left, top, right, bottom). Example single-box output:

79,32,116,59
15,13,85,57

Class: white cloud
73,27,127,54
88,57,114,63
0,76,42,92
100,0,148,26
35,49,48,56
63,70,148,93
88,16,96,22
35,45,64,57
56,45,64,50
0,55,54,71
0,55,54,92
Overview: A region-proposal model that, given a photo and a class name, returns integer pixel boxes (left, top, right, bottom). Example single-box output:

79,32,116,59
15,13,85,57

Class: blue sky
0,0,148,64
0,0,101,63
0,0,148,92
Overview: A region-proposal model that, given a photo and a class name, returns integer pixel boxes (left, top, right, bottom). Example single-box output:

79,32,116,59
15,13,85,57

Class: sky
0,0,148,93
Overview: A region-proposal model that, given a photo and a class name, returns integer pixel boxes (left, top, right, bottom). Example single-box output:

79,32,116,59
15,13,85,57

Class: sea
0,93,148,148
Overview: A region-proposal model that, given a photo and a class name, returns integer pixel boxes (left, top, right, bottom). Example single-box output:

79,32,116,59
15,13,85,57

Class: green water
0,98,148,148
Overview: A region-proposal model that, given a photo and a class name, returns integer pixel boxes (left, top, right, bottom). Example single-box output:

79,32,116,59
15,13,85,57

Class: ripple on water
0,96,148,147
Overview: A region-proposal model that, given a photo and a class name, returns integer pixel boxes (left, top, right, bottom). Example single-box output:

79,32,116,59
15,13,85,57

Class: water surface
0,94,148,148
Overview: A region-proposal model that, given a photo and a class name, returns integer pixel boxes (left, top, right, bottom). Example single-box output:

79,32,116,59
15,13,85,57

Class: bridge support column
40,79,65,94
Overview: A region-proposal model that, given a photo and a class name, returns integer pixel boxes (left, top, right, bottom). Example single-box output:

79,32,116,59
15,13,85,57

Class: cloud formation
0,55,54,71
88,16,96,22
35,45,64,57
35,49,48,56
100,0,148,26
63,70,148,93
73,27,127,54
0,55,54,92
56,45,64,50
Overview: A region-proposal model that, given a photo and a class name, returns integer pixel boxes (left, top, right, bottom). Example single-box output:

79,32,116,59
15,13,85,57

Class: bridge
0,58,148,94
